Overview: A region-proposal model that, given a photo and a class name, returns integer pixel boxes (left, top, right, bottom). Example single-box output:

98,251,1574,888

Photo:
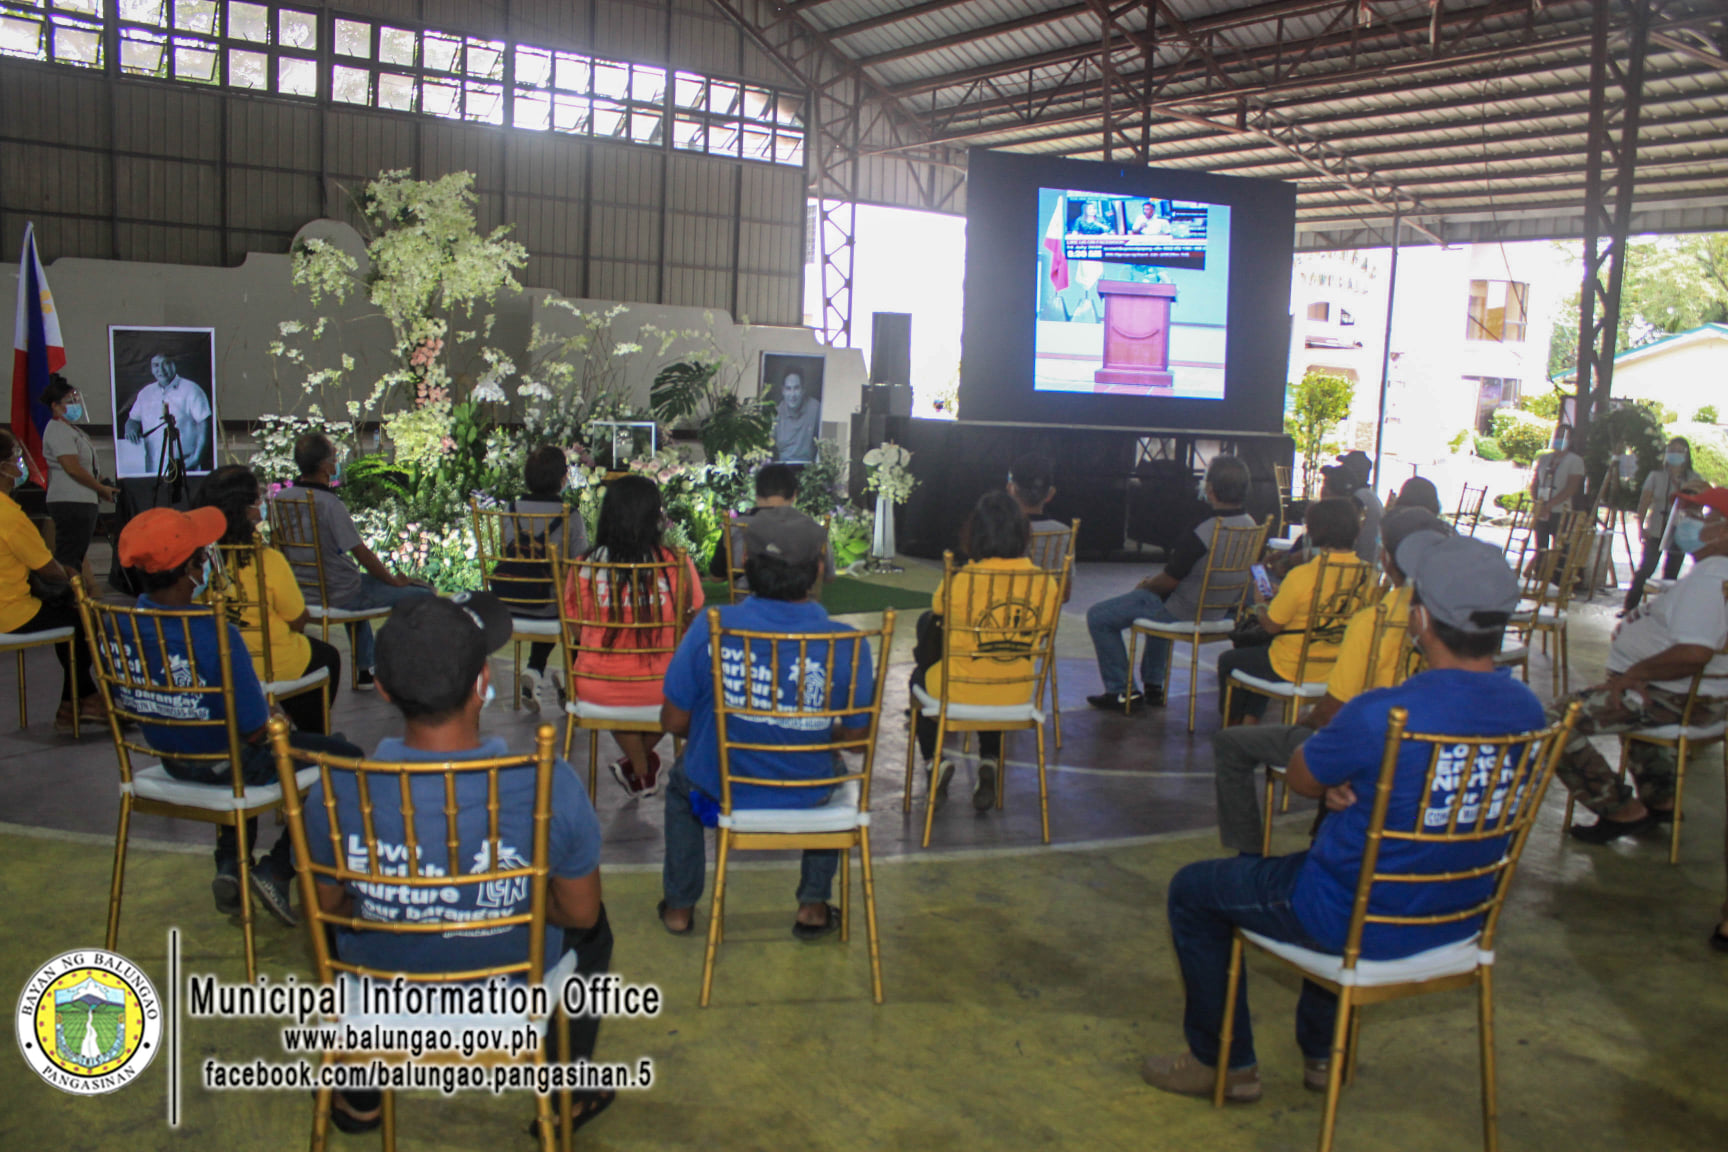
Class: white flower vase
871,491,897,563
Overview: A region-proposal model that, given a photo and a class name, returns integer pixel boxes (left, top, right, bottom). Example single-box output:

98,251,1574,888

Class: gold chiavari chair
1129,521,1270,733
719,511,835,606
1503,517,1593,696
1028,517,1080,750
75,578,303,980
1217,702,1581,1152
268,490,392,689
1562,581,1728,864
211,539,330,733
1224,552,1377,728
472,500,573,711
270,719,573,1152
1450,484,1489,537
700,607,896,1007
554,551,693,800
1,622,80,734
1259,594,1422,855
903,552,1067,848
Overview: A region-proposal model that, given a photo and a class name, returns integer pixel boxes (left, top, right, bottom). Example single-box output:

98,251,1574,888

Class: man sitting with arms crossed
1142,531,1542,1100
297,592,614,1136
710,463,834,595
1087,455,1256,711
1211,507,1450,855
1548,486,1728,844
658,516,874,939
111,508,362,925
281,433,433,687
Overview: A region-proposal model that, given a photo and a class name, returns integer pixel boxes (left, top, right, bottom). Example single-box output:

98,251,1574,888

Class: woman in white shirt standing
39,377,119,573
1622,436,1704,613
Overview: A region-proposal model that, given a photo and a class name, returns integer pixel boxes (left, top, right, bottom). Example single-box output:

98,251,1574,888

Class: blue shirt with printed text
663,598,874,810
1294,668,1546,959
106,594,271,756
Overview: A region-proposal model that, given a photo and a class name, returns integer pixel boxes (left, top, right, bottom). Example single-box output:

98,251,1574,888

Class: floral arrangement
863,442,917,505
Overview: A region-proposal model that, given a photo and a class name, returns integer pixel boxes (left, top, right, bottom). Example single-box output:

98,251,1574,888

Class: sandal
792,903,842,942
656,899,694,936
528,1090,616,1141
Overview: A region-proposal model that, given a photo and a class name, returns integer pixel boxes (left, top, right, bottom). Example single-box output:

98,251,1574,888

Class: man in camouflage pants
1551,487,1728,844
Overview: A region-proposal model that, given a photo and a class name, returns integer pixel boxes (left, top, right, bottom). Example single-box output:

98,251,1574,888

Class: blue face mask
1666,451,1686,468
476,673,495,711
1672,517,1707,555
63,402,85,422
191,553,213,599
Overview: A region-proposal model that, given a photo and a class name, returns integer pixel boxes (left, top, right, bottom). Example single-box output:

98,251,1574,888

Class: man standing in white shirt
124,353,211,474
1552,486,1728,843
1529,423,1586,551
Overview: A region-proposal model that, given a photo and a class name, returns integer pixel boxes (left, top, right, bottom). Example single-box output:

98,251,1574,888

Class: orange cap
1677,487,1728,518
117,506,226,573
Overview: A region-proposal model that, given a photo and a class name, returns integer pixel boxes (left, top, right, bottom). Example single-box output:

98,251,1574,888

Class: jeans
276,637,341,735
1168,852,1339,1069
46,501,99,570
661,756,839,909
1211,723,1315,855
1087,587,1178,695
1622,537,1687,613
163,730,363,878
1216,645,1281,722
337,577,434,671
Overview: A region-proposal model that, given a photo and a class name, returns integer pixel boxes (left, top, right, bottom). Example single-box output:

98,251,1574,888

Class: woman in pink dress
566,475,704,798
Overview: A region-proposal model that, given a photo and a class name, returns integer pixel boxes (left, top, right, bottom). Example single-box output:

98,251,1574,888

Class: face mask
63,403,85,422
1672,517,1707,555
8,456,24,480
475,672,495,711
331,456,345,484
191,553,213,599
1666,451,1686,468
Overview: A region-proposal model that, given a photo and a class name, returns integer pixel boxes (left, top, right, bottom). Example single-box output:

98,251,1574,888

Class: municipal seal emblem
15,950,161,1094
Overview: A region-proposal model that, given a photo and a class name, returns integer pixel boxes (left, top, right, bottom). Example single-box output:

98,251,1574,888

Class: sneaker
1087,689,1144,712
926,759,955,806
355,669,376,691
609,758,648,800
636,751,665,798
248,865,299,927
1140,1050,1262,1102
1568,812,1659,844
973,759,998,811
1143,684,1166,707
211,860,241,915
1303,1058,1331,1093
529,669,562,714
520,668,546,714
54,696,108,735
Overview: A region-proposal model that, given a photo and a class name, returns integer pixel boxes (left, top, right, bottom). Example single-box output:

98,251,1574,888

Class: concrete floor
2,555,1725,1151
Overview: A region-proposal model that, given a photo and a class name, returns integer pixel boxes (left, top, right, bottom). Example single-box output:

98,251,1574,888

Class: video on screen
1036,188,1231,399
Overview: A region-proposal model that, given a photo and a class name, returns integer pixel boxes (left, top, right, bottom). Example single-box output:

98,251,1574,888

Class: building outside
1599,323,1728,419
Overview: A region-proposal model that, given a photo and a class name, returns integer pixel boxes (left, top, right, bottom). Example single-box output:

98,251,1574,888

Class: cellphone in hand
1250,564,1274,601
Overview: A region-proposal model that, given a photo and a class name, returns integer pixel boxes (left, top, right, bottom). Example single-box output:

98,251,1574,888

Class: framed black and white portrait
110,326,217,480
761,352,826,464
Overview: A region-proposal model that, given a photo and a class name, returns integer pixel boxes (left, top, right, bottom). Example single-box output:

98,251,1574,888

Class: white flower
471,377,507,403
612,342,643,357
519,381,552,400
278,321,305,336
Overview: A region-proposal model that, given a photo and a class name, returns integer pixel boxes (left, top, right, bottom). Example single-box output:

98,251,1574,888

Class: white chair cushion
332,948,578,1041
509,617,561,637
1133,617,1236,636
0,626,75,648
909,684,1043,724
1266,539,1294,553
1230,671,1326,698
719,778,868,833
1632,720,1728,742
1241,929,1490,988
565,700,662,724
1492,645,1529,666
307,604,392,622
123,762,319,811
265,667,330,697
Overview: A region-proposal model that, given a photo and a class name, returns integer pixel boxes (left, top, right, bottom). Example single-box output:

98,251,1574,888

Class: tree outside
1284,370,1355,497
1547,233,1728,381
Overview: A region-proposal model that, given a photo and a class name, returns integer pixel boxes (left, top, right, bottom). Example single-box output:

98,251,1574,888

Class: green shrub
1634,398,1678,425
1474,436,1507,462
1689,437,1728,486
1490,410,1554,466
1447,428,1472,454
1695,405,1719,424
1518,390,1566,421
1494,491,1532,513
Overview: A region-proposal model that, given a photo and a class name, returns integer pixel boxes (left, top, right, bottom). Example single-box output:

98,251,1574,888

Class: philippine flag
11,222,67,487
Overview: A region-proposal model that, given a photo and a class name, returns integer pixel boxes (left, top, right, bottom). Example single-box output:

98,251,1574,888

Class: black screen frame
959,147,1296,434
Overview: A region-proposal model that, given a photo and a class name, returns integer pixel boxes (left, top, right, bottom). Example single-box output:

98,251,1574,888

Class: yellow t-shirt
926,557,1062,706
204,546,312,684
1265,551,1369,683
1325,584,1414,702
0,492,50,633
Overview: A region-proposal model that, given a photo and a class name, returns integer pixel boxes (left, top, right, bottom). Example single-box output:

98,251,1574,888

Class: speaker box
869,312,912,389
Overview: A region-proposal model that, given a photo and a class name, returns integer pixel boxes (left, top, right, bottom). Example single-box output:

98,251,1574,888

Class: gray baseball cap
1395,532,1519,633
740,505,828,566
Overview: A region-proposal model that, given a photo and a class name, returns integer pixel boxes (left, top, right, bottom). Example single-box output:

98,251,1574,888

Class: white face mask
476,672,495,711
191,552,214,599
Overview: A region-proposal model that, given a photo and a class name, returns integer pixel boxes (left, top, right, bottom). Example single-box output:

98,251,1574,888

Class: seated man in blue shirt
1141,532,1544,1102
299,592,612,1136
112,507,362,926
657,515,875,939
